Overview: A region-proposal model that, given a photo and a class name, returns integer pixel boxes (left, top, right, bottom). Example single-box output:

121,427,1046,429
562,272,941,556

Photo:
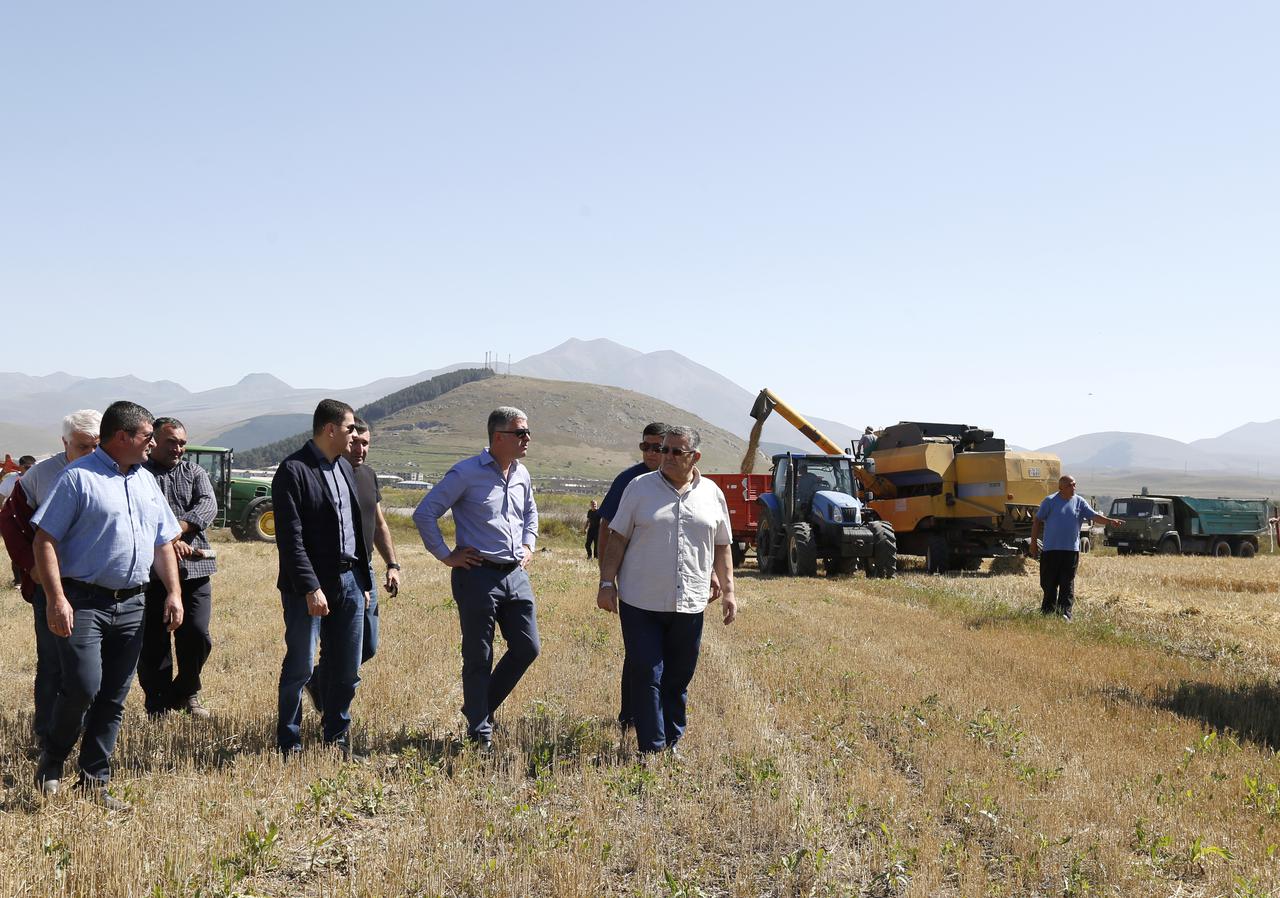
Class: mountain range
0,340,1276,491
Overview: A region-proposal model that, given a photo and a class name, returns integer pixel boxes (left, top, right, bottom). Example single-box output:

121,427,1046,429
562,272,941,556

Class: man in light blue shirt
414,406,539,749
31,401,182,807
1031,475,1122,621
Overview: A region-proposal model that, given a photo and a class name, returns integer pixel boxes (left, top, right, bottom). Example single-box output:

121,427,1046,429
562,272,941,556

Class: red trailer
705,472,772,567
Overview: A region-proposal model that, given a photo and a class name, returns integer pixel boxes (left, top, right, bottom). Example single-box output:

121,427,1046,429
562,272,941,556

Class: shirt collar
91,446,138,476
308,439,337,468
480,448,516,476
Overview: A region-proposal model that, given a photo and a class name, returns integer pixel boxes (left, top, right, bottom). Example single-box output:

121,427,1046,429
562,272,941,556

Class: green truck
1103,493,1274,557
184,445,276,542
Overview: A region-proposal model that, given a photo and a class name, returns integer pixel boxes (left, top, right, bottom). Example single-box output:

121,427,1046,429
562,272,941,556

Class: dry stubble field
2,515,1280,897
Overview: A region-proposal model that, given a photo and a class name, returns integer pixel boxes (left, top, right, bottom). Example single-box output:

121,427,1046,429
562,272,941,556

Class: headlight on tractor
831,506,843,523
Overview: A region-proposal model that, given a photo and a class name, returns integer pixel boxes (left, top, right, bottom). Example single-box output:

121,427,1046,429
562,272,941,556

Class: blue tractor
755,453,896,578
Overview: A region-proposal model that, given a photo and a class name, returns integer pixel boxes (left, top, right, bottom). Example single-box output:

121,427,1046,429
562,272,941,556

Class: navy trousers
138,576,213,713
43,583,146,783
277,571,363,751
452,565,540,741
619,601,704,753
30,585,63,750
308,570,378,712
1040,550,1080,614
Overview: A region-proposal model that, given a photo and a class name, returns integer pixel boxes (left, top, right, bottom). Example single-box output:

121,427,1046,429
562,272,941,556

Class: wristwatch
599,580,615,590
387,562,401,571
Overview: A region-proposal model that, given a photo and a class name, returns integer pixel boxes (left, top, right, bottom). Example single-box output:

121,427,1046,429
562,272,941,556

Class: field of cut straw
1,510,1279,897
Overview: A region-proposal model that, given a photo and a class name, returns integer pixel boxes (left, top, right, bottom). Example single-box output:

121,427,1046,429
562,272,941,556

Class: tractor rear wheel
867,521,897,579
248,501,276,542
787,524,819,577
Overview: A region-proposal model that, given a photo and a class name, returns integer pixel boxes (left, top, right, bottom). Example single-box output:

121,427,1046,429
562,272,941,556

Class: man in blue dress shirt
414,406,539,749
31,401,182,807
1030,475,1123,620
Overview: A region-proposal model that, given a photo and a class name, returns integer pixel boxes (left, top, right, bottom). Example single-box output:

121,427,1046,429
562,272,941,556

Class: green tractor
183,445,276,542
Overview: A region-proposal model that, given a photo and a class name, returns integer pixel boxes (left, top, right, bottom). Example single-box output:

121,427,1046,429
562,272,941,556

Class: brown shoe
182,695,211,720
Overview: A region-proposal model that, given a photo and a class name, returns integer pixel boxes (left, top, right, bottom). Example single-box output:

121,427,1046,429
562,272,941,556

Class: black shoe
280,744,303,762
1061,611,1073,622
467,734,494,754
180,694,212,720
35,754,62,796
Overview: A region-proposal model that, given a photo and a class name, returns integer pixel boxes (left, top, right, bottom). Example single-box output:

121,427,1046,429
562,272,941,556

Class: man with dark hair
0,409,101,752
595,422,666,731
30,400,182,807
139,416,219,719
307,417,401,711
273,399,371,759
1030,475,1123,621
413,405,539,749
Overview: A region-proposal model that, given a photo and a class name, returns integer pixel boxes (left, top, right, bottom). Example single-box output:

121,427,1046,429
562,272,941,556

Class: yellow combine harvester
750,389,1062,573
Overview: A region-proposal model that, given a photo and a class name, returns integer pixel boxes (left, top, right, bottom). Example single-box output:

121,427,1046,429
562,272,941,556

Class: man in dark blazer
273,399,371,758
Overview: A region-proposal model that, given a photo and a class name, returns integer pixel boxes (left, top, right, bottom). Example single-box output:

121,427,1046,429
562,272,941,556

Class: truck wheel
787,524,819,577
1211,538,1231,557
757,520,785,574
1079,536,1091,553
925,533,950,575
247,501,276,542
1158,537,1179,556
731,542,746,568
867,520,897,579
1239,541,1257,558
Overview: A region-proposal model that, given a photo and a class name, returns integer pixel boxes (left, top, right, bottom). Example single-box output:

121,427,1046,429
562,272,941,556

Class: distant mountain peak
237,372,292,389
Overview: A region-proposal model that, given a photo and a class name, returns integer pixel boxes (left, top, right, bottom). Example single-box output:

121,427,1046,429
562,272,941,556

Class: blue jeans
43,584,146,782
277,571,363,750
619,601,704,753
308,572,378,711
452,565,540,741
30,585,63,749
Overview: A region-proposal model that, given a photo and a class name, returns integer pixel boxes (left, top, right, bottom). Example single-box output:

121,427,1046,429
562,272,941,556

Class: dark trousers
1040,550,1080,614
452,565,540,741
308,572,378,711
30,585,63,749
618,651,634,728
43,584,146,783
584,533,598,559
619,601,704,753
138,576,212,713
277,571,363,750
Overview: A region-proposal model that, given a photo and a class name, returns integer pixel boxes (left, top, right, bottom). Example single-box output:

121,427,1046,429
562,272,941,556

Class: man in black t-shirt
584,500,601,559
308,417,402,711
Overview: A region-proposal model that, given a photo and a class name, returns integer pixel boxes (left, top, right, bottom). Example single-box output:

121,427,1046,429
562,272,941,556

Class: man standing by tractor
596,422,667,732
1030,475,1123,621
0,409,101,753
139,417,219,720
308,417,401,712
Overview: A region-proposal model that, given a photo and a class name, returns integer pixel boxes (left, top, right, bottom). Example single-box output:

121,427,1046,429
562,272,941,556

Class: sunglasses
639,442,663,452
658,446,695,456
496,429,532,439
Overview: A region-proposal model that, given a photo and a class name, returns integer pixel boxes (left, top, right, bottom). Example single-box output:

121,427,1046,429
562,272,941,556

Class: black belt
479,559,519,573
62,579,146,601
337,559,355,572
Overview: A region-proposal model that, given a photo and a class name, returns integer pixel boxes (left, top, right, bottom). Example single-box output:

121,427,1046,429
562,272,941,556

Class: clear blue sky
2,3,1275,448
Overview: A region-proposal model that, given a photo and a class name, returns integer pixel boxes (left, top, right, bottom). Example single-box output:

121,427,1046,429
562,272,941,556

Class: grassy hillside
368,374,765,482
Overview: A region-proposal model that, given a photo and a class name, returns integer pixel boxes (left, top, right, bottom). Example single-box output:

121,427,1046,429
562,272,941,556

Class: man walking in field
273,399,371,759
0,409,101,753
308,417,401,711
139,417,219,720
1030,475,1123,621
596,425,736,756
31,401,182,807
413,406,539,750
596,422,667,731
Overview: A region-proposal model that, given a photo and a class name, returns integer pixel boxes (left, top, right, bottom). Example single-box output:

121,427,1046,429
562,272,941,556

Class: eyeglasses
496,429,532,439
659,446,695,456
131,429,155,442
639,442,663,453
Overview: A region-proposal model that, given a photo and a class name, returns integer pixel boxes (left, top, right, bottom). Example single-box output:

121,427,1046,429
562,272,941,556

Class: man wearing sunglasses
595,421,667,732
596,425,736,756
414,406,539,750
272,399,372,760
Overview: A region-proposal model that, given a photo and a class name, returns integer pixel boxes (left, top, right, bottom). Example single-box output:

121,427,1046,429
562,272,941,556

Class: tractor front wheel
787,524,819,577
247,501,276,543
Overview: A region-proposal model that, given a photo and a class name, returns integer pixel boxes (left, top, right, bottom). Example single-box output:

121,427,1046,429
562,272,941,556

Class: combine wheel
925,533,951,575
248,501,276,543
1079,536,1091,553
786,524,819,577
867,521,897,579
1239,541,1257,559
957,555,983,572
1211,539,1231,558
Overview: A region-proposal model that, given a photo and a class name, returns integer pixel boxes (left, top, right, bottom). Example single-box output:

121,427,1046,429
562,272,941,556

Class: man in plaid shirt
139,416,219,719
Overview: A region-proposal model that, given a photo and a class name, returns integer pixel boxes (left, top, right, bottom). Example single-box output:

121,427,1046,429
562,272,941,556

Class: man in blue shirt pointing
414,406,539,750
1030,475,1123,621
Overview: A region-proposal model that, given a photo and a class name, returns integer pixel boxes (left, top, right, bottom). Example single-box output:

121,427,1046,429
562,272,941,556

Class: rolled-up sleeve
414,468,464,561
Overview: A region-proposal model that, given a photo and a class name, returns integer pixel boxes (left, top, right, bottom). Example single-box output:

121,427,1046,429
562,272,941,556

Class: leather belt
337,559,355,572
62,579,146,601
478,559,519,573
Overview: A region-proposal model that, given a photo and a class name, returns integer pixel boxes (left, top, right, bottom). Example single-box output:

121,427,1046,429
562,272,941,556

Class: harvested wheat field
2,518,1280,897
